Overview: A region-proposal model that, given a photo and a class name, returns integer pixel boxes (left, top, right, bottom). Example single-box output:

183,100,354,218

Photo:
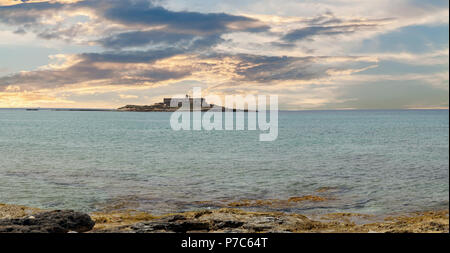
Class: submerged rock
0,210,95,233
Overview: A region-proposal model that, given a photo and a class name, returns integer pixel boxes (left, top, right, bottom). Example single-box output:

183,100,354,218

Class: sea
0,109,448,215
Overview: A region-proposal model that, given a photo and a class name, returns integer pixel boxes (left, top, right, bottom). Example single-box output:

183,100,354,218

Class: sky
0,0,448,109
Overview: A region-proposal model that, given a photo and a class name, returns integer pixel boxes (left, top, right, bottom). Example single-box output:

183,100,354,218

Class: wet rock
242,224,274,232
130,217,211,233
96,209,303,233
0,210,95,233
129,221,187,233
91,208,449,233
165,215,186,222
212,220,244,230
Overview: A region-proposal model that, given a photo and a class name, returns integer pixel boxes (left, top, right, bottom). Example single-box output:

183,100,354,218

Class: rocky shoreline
0,203,448,233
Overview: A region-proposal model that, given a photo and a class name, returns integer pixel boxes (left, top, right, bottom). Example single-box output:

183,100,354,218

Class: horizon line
0,107,448,111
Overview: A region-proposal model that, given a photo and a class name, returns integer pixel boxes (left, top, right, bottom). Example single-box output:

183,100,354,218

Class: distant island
118,95,252,112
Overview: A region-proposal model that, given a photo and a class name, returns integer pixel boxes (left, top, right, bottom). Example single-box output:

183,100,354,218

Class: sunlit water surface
0,109,448,215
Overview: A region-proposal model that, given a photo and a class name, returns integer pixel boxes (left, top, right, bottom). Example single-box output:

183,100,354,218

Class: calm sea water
0,109,448,215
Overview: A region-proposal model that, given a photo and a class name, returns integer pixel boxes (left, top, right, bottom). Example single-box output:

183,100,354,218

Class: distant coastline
117,96,254,112
117,104,252,112
0,108,448,112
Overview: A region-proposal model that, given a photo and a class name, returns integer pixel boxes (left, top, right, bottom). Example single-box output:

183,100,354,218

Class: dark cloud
36,24,87,41
0,61,113,91
13,28,26,34
0,45,378,92
80,48,183,63
282,12,388,42
0,44,198,91
96,30,224,51
0,3,385,93
97,30,196,49
0,1,64,25
0,2,381,93
120,68,192,84
188,34,225,51
283,24,378,42
231,54,321,82
90,0,265,49
0,51,322,91
0,52,192,91
1,0,267,51
97,29,227,53
270,41,296,48
306,11,343,26
96,0,267,34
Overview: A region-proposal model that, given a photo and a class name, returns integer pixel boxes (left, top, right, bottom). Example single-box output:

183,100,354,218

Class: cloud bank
0,0,448,109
